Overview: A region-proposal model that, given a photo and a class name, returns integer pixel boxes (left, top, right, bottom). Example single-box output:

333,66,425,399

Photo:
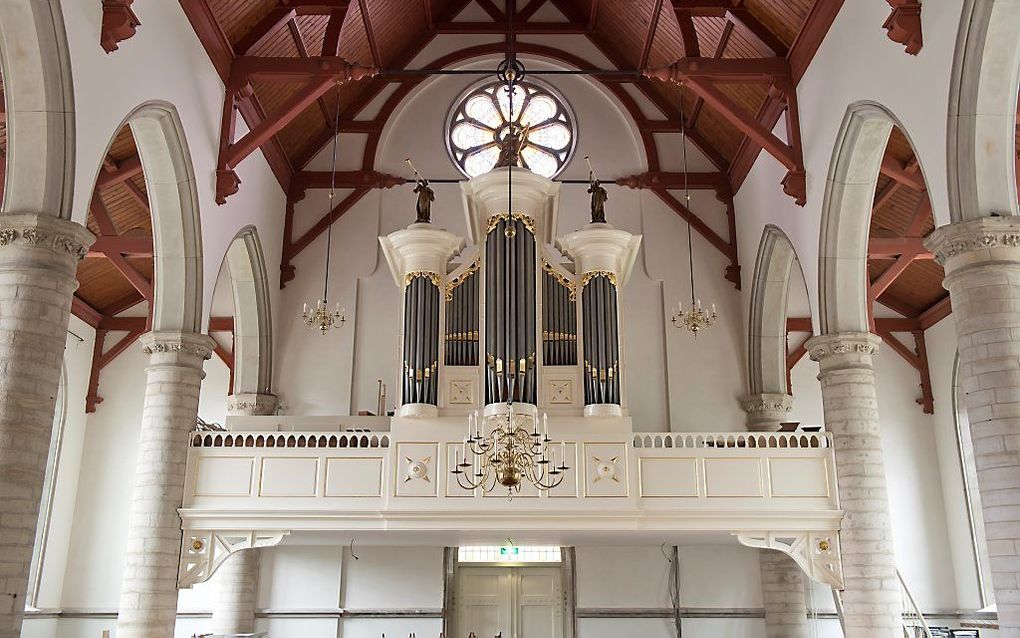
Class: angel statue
587,170,608,224
406,158,434,224
495,124,531,169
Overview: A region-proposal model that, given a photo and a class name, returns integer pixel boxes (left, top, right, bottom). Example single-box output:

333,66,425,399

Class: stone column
926,216,1020,632
805,332,902,637
208,393,277,635
742,394,809,638
116,331,215,638
211,549,260,636
740,393,794,432
0,215,92,638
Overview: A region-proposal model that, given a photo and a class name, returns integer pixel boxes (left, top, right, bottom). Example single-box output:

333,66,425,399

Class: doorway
454,566,565,638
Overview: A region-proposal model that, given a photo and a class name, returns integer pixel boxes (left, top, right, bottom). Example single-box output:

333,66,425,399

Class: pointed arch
222,226,273,394
747,225,808,396
818,102,924,334
947,0,1020,222
0,0,75,218
123,102,203,333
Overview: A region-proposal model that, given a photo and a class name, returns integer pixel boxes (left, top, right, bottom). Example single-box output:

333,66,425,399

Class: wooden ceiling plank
234,7,297,56
120,179,150,213
433,21,590,34
905,194,932,237
89,192,119,236
288,20,332,124
95,155,142,190
870,252,915,300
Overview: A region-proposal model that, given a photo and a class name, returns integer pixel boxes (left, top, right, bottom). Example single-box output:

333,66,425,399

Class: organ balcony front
174,167,845,598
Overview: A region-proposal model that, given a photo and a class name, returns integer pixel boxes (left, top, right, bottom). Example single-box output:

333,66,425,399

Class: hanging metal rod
378,68,642,78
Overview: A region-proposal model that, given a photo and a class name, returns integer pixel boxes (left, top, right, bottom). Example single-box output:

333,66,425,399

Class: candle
711,303,716,314
543,413,548,437
303,302,308,314
467,413,473,442
560,441,566,466
455,449,461,468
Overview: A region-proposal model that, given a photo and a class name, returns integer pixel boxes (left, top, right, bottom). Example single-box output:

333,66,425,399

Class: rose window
446,80,576,179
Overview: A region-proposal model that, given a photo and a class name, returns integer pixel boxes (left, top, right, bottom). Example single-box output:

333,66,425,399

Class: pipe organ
381,166,641,418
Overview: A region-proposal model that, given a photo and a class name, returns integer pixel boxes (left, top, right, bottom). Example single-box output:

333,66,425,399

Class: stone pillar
740,393,794,432
926,216,1020,632
211,549,260,636
742,393,809,638
805,332,902,637
208,393,277,635
759,550,809,638
0,215,92,638
116,331,215,638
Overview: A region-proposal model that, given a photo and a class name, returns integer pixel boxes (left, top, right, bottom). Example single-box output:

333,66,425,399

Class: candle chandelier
452,367,570,498
670,82,717,337
302,84,347,335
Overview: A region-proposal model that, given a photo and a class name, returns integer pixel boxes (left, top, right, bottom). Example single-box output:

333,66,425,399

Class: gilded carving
485,213,536,237
404,270,441,288
444,259,480,301
581,270,618,287
542,260,577,300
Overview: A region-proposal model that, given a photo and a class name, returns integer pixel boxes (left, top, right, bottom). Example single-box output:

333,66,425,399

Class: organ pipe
581,272,620,406
402,272,440,406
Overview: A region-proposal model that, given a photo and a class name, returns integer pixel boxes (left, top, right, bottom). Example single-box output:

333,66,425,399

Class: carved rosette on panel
178,530,289,588
0,214,94,262
736,531,843,589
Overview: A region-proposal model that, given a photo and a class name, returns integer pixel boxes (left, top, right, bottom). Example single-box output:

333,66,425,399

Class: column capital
226,393,279,417
740,393,794,432
0,213,95,263
925,215,1020,274
805,331,880,363
140,331,216,367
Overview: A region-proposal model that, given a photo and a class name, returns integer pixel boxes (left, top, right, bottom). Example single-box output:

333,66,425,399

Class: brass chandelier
302,84,347,335
452,372,569,498
670,81,717,337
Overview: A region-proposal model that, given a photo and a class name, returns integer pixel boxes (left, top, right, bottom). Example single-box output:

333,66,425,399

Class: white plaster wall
60,0,287,331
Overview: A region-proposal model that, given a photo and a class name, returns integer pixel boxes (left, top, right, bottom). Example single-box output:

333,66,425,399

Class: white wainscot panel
260,458,319,497
769,457,830,498
195,457,254,497
703,458,762,498
325,457,384,497
638,457,699,497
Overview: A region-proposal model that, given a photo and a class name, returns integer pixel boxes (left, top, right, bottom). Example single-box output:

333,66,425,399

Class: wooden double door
454,566,565,638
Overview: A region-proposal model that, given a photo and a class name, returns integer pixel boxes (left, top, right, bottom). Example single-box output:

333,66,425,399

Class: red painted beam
208,316,235,332
87,235,153,258
234,7,296,56
870,252,916,300
232,56,379,82
868,236,932,259
106,252,154,300
646,57,791,82
883,1,922,55
919,296,952,330
101,0,141,53
291,170,406,192
880,156,926,191
72,296,104,328
615,170,731,193
95,156,142,190
443,20,595,34
85,330,107,413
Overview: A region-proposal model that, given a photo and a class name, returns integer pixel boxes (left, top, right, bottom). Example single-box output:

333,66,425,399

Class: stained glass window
447,80,576,179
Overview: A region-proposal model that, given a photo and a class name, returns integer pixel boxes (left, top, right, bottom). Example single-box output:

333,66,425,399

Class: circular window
446,79,577,179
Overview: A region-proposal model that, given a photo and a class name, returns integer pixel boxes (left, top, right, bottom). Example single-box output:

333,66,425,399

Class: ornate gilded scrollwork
580,270,618,287
444,259,481,301
404,270,441,288
485,213,536,238
542,259,577,300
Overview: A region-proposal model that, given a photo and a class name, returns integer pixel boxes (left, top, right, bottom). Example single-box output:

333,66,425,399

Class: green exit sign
500,546,519,557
